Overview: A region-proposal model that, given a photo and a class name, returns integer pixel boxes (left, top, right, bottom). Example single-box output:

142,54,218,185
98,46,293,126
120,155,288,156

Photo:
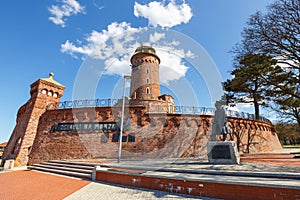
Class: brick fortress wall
2,74,65,167
2,44,282,167
28,106,282,165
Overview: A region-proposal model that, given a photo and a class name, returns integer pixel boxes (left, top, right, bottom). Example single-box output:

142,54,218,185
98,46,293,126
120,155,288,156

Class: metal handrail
46,99,271,124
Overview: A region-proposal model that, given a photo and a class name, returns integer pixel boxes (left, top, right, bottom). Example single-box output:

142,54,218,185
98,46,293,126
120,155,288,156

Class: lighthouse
129,44,175,113
130,44,161,100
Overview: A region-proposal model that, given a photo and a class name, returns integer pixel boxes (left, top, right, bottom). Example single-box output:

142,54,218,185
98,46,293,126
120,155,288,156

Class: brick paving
240,153,300,168
0,170,89,200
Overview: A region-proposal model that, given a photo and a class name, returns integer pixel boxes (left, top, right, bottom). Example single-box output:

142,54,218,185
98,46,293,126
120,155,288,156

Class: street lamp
117,75,131,163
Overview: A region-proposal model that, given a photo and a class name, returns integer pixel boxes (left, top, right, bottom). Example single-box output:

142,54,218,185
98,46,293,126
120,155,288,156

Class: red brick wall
96,170,300,200
2,79,64,167
130,53,160,100
227,117,282,153
28,106,282,165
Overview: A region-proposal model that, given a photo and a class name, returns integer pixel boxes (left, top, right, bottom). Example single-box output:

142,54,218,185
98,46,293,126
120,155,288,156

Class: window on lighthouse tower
146,87,150,94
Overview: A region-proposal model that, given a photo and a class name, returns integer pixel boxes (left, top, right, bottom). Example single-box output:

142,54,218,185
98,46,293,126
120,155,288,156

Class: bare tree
235,0,300,127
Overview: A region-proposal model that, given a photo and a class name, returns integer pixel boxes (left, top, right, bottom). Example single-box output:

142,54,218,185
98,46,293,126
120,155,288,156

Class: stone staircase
28,160,97,180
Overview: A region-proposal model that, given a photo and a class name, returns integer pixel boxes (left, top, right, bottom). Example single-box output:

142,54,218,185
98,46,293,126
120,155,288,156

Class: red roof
0,142,8,147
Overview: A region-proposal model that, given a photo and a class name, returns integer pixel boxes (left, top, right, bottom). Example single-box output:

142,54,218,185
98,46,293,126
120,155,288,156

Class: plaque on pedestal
207,141,240,164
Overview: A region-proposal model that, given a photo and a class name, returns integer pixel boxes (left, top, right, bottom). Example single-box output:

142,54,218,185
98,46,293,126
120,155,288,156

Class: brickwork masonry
28,106,282,165
1,75,65,167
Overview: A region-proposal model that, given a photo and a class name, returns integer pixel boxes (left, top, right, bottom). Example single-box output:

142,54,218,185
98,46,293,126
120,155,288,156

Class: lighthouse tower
130,44,161,100
129,44,175,113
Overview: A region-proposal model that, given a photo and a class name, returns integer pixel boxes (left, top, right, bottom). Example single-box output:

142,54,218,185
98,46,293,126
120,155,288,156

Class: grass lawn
283,144,300,148
283,145,300,158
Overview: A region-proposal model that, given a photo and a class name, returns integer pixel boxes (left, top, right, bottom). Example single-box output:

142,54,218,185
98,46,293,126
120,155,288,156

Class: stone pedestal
207,141,240,164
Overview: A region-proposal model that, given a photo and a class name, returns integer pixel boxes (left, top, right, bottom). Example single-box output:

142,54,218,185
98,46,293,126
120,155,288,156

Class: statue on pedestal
211,98,227,141
208,96,239,164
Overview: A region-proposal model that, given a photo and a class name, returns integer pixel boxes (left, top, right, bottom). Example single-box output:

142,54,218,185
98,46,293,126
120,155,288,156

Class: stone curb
102,164,300,180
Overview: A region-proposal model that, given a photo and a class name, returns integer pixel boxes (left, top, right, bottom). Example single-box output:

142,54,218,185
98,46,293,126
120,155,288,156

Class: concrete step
28,160,97,180
41,161,95,171
32,163,93,174
48,160,97,167
28,165,92,179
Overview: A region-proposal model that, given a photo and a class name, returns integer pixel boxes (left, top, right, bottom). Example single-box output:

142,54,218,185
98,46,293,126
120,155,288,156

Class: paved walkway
1,148,299,199
0,170,89,200
65,182,210,200
241,148,300,168
0,170,212,200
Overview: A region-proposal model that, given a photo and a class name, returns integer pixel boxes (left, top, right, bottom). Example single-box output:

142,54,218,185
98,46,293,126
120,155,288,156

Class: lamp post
117,75,131,163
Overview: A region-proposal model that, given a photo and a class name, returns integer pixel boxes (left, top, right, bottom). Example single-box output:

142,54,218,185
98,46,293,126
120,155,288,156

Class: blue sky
0,0,274,143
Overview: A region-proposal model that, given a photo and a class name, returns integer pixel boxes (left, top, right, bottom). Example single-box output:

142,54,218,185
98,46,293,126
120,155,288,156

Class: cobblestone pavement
64,182,214,200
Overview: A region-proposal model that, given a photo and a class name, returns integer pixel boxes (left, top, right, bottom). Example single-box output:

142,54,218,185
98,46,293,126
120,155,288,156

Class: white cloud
61,22,193,84
225,104,240,112
274,55,299,71
48,0,85,28
61,40,92,58
158,50,188,85
149,32,165,43
104,56,131,76
61,22,143,59
92,2,104,11
134,0,193,28
186,50,195,58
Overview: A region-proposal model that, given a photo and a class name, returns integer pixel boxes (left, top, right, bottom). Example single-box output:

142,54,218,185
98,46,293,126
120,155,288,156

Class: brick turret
1,73,65,167
130,44,161,100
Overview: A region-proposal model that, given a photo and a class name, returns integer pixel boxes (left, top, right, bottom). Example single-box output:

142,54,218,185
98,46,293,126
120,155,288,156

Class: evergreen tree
233,0,300,127
224,54,276,120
